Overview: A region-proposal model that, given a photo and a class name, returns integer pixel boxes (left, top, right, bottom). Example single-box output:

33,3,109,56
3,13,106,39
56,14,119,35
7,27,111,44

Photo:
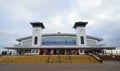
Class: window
42,37,76,45
34,36,38,44
81,36,84,44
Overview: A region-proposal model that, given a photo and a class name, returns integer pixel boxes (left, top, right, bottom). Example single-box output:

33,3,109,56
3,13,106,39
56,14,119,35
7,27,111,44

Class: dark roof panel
30,22,45,29
73,21,88,29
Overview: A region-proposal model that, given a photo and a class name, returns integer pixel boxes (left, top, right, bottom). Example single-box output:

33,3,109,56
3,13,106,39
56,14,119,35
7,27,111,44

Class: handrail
58,54,60,63
67,54,71,64
92,54,103,63
48,53,51,63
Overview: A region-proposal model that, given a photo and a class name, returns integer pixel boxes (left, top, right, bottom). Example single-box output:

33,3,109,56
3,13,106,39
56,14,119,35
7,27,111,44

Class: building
5,21,115,55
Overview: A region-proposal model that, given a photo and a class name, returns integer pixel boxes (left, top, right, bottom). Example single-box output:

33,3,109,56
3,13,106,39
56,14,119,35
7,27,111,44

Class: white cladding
32,27,42,46
87,38,98,46
76,27,87,46
20,36,99,46
21,39,32,46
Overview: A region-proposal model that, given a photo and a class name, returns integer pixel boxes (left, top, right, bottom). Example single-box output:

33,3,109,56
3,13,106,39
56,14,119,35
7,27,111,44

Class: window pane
34,36,38,44
81,36,84,44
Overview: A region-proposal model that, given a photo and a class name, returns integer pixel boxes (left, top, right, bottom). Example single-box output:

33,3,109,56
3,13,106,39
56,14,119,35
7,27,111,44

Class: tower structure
30,22,45,46
73,21,88,46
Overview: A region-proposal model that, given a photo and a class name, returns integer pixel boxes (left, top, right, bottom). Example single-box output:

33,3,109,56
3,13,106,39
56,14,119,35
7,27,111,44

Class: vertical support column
65,49,67,55
39,49,41,55
78,49,80,55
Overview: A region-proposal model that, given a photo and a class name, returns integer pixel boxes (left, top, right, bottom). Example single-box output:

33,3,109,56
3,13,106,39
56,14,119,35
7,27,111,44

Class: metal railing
48,53,51,63
67,54,71,64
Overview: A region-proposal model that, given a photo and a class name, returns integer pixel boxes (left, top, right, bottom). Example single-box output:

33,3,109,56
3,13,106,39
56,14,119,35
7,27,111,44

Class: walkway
0,61,120,71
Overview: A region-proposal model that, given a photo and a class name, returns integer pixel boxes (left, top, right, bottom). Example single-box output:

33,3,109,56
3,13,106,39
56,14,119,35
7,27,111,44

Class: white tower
30,22,45,46
73,21,88,46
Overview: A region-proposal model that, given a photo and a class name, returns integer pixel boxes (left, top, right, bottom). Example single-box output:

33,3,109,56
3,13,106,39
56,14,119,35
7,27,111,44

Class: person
2,51,5,55
10,52,12,55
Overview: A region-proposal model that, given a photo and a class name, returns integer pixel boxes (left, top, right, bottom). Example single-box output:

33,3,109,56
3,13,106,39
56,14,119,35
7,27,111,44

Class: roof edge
16,33,103,41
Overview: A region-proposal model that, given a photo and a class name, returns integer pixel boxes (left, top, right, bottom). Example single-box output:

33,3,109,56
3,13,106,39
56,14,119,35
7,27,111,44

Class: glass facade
42,36,76,45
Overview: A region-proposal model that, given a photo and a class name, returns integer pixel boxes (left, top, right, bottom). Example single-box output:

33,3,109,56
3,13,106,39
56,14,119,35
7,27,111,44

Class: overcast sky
0,0,120,50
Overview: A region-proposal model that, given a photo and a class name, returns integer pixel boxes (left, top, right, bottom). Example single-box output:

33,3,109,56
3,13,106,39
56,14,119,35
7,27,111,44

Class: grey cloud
0,0,120,49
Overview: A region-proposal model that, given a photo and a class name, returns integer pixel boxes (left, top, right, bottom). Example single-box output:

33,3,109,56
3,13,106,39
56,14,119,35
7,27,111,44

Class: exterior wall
78,49,85,54
87,38,98,46
21,39,32,46
76,27,87,46
31,49,40,55
32,27,42,46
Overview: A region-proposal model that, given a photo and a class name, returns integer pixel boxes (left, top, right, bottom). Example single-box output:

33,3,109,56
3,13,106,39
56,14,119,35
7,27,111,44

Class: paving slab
0,61,120,71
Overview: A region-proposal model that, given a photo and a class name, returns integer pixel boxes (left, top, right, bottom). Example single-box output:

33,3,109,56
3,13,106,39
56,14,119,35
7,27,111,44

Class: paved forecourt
0,61,120,71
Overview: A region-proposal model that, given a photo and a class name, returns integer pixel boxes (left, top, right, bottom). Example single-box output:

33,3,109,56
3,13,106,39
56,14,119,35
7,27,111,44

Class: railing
48,54,71,64
91,54,103,63
58,54,60,63
47,54,60,63
48,53,51,63
67,54,71,64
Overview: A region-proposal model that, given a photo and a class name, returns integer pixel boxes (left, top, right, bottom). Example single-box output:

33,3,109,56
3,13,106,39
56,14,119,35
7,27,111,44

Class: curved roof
16,33,103,42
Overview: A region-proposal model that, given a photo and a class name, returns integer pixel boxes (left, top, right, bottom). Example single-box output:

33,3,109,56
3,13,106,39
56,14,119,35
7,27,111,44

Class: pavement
0,61,120,71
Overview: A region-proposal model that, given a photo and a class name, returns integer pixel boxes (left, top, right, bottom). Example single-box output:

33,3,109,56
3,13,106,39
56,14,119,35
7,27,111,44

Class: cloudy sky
0,0,120,50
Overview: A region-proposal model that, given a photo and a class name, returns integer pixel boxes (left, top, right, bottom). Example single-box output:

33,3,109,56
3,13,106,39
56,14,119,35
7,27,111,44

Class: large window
34,36,38,44
42,36,76,45
81,36,84,44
